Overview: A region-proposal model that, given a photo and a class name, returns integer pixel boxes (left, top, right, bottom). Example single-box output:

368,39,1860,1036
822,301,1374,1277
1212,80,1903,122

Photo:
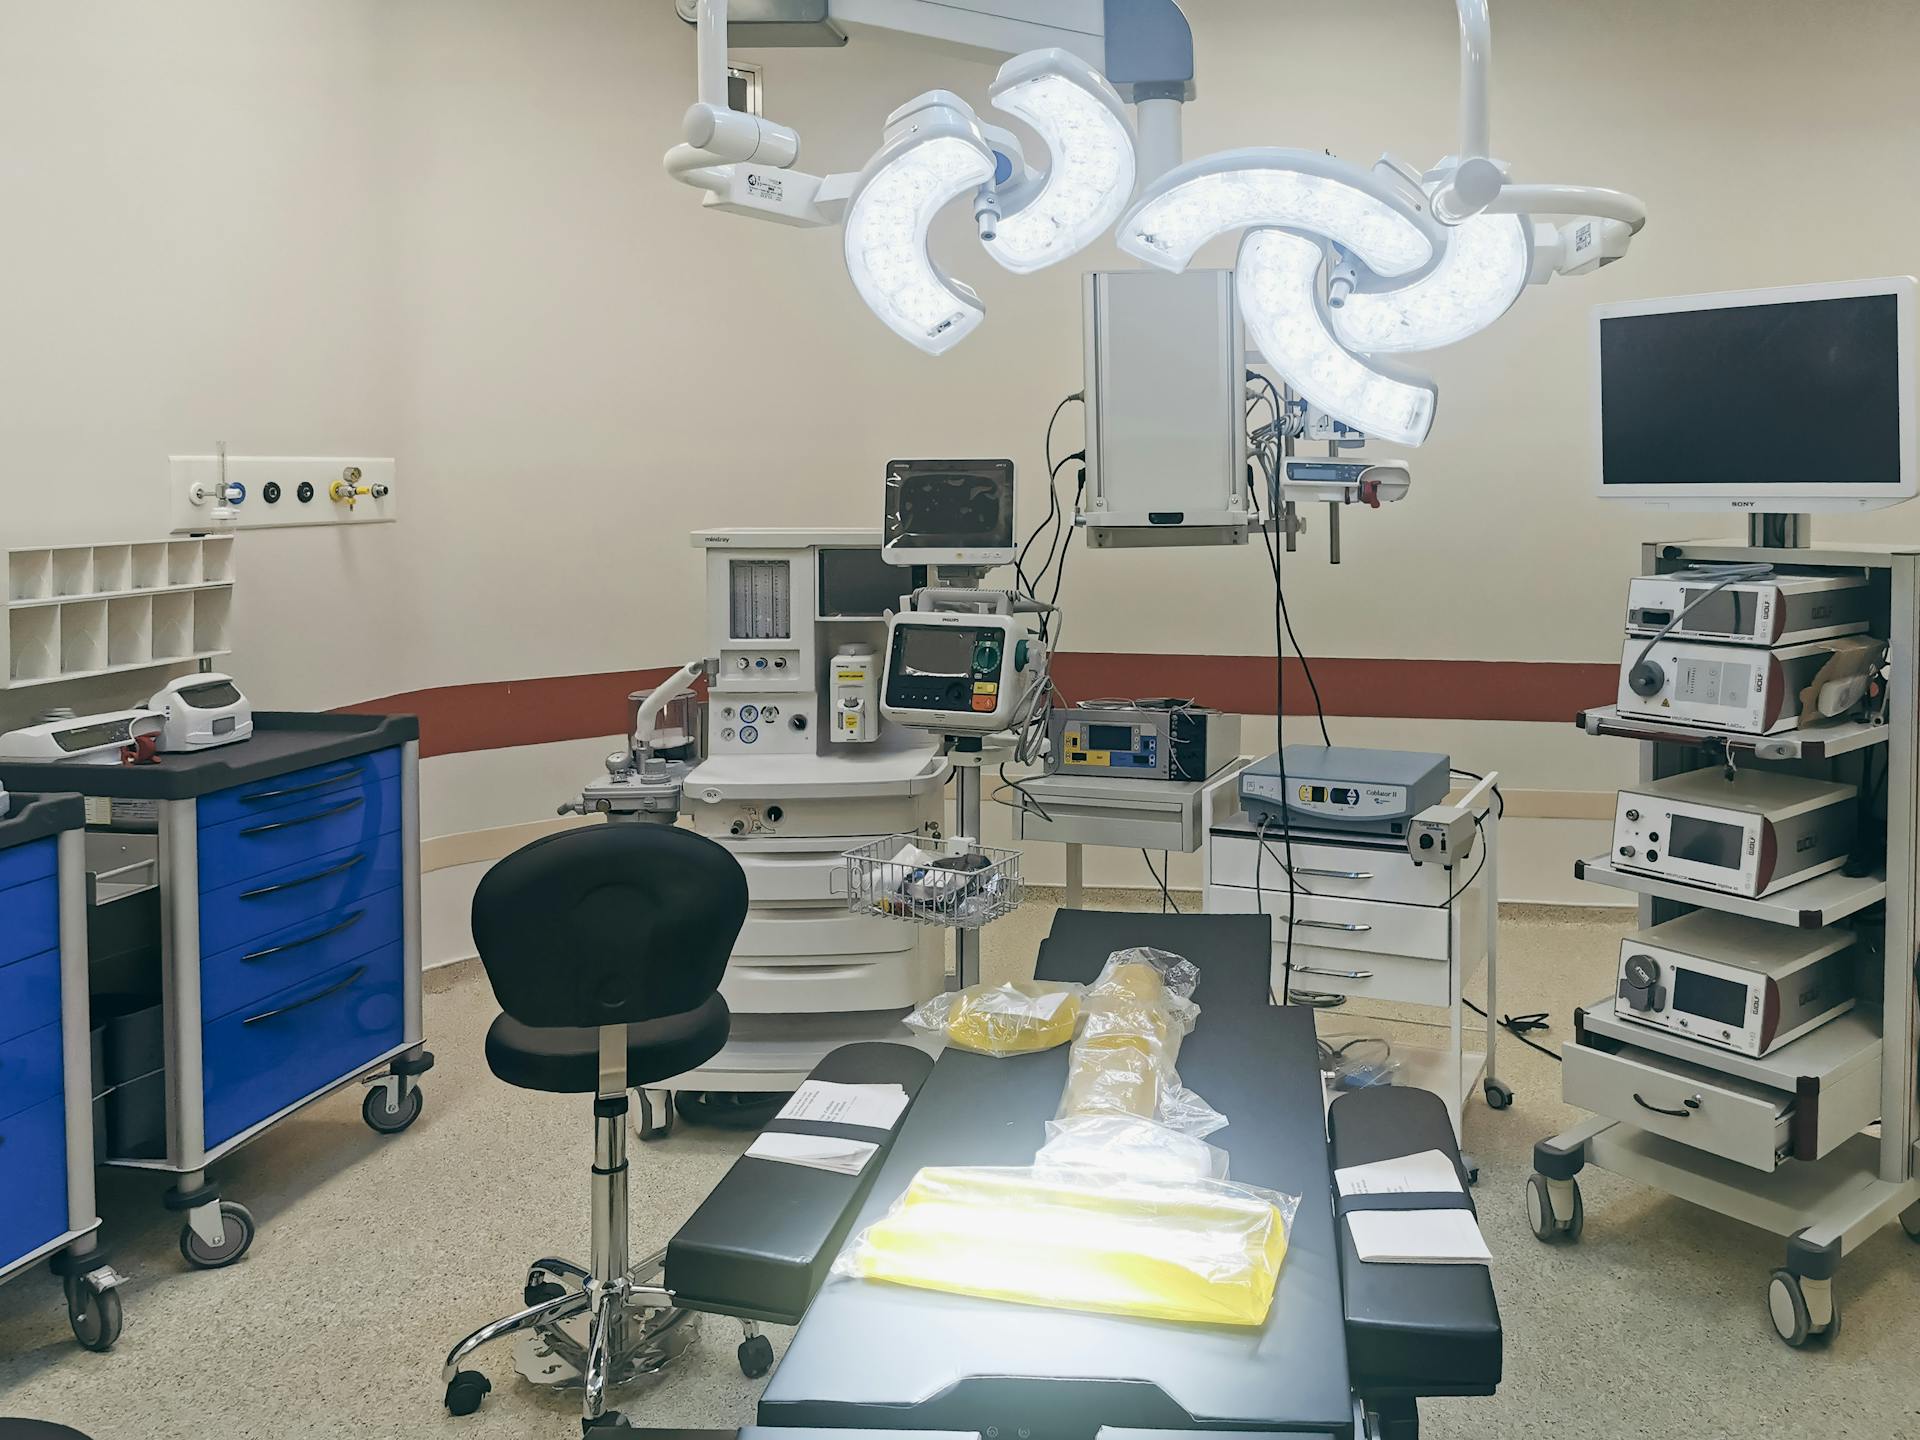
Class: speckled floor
3,894,1917,1439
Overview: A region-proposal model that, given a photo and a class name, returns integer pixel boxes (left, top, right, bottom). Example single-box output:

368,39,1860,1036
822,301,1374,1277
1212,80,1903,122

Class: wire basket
843,834,1025,931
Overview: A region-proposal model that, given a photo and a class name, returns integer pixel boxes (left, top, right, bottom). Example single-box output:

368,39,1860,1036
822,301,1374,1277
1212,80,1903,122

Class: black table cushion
666,1042,934,1324
1326,1086,1503,1397
485,993,730,1094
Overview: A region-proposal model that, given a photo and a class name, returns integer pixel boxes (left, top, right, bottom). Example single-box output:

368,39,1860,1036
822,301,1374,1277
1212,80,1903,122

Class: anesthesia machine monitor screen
885,459,1017,553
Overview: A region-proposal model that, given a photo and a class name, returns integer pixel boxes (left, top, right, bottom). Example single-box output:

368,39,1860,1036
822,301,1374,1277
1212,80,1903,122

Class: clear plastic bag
904,980,1084,1058
1037,1115,1229,1183
1319,1034,1400,1092
832,1165,1298,1327
1058,948,1223,1135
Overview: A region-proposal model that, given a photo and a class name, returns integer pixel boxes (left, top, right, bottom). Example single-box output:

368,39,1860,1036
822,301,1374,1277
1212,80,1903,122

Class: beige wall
3,0,1918,864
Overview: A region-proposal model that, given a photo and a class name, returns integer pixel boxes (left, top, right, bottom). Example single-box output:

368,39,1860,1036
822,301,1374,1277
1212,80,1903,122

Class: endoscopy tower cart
1532,525,1920,1347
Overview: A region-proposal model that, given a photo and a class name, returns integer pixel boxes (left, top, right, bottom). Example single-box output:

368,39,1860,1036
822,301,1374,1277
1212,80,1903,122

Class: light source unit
1239,229,1439,449
1119,149,1439,281
983,48,1137,275
1331,193,1531,353
843,91,996,355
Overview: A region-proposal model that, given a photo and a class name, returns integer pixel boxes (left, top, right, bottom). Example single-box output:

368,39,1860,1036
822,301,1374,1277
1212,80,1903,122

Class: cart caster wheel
584,1413,633,1432
362,1083,424,1134
64,1275,123,1352
1483,1078,1514,1111
180,1201,255,1269
445,1370,492,1416
1900,1202,1920,1242
738,1333,775,1378
524,1279,569,1308
1768,1270,1813,1347
636,1089,675,1143
1526,1173,1583,1243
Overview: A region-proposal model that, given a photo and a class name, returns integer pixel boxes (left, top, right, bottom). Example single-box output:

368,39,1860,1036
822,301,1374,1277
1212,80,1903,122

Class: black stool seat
0,1423,96,1439
485,993,731,1095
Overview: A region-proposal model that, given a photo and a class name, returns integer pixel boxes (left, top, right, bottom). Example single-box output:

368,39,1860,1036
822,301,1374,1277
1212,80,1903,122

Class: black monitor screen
1674,967,1748,1028
818,548,921,618
1600,294,1902,488
886,459,1015,551
1669,814,1744,870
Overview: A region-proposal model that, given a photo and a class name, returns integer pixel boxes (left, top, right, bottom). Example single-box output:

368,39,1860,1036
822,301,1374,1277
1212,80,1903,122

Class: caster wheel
180,1201,255,1270
675,1091,785,1130
445,1370,492,1416
1484,1078,1515,1111
637,1089,676,1143
1526,1174,1583,1244
1768,1270,1812,1348
1900,1203,1920,1242
363,1083,424,1134
738,1333,775,1379
1461,1153,1481,1187
525,1279,569,1308
65,1275,123,1352
583,1413,633,1432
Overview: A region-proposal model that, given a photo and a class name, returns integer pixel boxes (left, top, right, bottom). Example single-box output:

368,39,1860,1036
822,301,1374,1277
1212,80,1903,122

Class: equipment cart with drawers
0,792,123,1349
0,713,432,1270
1541,537,1920,1348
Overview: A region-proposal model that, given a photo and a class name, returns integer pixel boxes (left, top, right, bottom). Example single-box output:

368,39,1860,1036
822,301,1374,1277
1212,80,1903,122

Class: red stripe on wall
340,656,1616,759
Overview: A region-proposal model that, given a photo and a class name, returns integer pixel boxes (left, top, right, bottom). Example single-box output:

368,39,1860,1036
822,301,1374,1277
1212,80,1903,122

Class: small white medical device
1615,911,1857,1058
148,673,255,752
1625,572,1872,647
1616,636,1866,736
831,647,881,745
1611,769,1858,899
0,709,164,763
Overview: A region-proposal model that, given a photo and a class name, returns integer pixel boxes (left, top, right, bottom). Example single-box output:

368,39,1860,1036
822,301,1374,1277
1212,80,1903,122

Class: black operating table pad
671,909,1501,1440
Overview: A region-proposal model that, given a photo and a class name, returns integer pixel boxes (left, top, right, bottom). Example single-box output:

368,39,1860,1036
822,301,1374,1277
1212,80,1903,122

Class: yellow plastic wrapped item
903,980,1084,1058
1059,948,1223,1136
833,1166,1297,1327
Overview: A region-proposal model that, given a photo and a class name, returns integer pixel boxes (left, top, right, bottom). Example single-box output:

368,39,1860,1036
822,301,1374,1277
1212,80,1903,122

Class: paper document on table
1335,1149,1464,1198
1347,1209,1491,1265
747,1131,880,1177
776,1080,911,1131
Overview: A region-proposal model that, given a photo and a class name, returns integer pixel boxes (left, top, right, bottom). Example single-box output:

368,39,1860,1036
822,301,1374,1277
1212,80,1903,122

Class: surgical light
843,92,996,355
1239,229,1438,449
1332,205,1531,353
984,49,1137,275
1120,149,1438,281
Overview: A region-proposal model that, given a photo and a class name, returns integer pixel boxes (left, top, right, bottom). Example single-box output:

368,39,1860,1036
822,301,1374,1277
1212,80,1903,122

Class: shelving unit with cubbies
3,536,235,688
1532,535,1920,1350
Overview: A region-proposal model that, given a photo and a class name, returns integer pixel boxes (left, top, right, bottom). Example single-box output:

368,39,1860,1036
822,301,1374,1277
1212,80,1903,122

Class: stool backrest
471,823,748,1029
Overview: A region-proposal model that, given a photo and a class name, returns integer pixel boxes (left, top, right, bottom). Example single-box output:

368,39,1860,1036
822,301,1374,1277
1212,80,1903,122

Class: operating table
657,909,1503,1440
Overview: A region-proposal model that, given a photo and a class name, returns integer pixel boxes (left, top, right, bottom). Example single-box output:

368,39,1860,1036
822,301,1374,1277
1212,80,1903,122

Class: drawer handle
1633,1091,1702,1119
238,766,364,805
1292,867,1374,881
243,965,367,1026
1294,919,1373,933
241,909,367,963
240,853,366,901
1294,964,1374,980
239,796,365,837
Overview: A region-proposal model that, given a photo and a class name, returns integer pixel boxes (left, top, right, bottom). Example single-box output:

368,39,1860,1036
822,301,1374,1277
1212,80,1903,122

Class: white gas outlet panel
168,455,397,533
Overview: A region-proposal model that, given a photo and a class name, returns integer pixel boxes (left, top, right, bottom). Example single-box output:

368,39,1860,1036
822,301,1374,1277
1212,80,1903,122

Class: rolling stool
441,824,748,1431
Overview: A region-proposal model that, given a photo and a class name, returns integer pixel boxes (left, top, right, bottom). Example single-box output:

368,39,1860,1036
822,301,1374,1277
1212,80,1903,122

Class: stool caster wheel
1483,1078,1514,1111
1526,1174,1583,1243
738,1333,775,1378
584,1413,633,1432
1768,1269,1840,1348
180,1201,255,1270
65,1274,123,1352
363,1083,424,1134
636,1089,675,1143
525,1279,569,1307
445,1370,492,1416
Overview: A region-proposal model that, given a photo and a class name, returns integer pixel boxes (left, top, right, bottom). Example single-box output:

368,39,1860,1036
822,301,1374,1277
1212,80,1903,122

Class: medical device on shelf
830,647,881,745
1611,768,1857,899
882,608,1044,735
0,709,162,763
1047,701,1240,782
1240,746,1450,839
1594,277,1917,513
1615,911,1858,1058
882,459,1018,570
1407,772,1498,869
1625,571,1872,646
1278,456,1413,509
147,673,253,752
1616,635,1873,736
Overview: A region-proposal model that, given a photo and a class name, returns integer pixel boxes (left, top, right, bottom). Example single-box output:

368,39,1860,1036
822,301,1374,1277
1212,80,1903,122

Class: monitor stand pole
1751,512,1813,549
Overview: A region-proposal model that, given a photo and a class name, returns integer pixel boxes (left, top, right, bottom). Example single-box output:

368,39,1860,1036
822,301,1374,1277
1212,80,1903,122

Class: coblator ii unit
1240,746,1450,839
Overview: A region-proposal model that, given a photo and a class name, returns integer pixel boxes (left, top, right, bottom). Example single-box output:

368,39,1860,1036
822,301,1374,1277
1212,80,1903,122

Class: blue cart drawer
197,774,400,890
0,1022,63,1123
198,829,404,959
0,948,61,1047
201,888,404,1025
0,1093,69,1269
0,837,56,893
197,748,403,830
202,946,406,1149
0,872,58,972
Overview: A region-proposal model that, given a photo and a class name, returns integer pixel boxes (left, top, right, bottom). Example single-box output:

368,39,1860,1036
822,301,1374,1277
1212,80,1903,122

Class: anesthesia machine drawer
1562,1041,1793,1172
196,829,405,958
0,1094,69,1267
201,947,407,1149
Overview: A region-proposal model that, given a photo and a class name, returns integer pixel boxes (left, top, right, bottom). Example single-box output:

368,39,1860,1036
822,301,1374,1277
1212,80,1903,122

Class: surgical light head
843,92,996,355
983,48,1137,276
